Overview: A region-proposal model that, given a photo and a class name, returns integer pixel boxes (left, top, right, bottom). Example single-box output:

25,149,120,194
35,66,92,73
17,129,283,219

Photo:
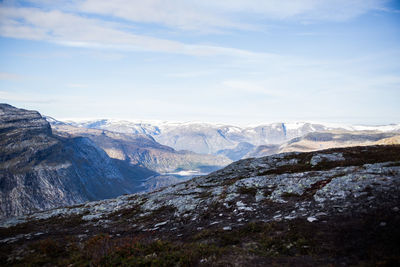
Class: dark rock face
0,104,156,218
0,104,54,169
0,104,51,136
1,145,399,265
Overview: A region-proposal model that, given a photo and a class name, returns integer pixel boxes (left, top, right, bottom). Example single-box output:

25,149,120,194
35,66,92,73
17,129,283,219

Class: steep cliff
0,104,155,218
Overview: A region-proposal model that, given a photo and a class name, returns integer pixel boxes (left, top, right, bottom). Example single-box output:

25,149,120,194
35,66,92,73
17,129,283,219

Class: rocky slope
48,122,231,174
1,145,399,265
0,104,156,218
67,119,400,155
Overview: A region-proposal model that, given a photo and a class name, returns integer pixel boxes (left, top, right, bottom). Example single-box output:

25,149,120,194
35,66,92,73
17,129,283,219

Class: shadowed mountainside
0,104,156,218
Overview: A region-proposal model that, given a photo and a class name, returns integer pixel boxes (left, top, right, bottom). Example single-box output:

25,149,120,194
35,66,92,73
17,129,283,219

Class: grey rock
310,153,345,166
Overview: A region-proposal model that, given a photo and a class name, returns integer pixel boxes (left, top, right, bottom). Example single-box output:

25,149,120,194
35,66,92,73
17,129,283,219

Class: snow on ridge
350,124,400,132
283,122,309,130
53,117,400,133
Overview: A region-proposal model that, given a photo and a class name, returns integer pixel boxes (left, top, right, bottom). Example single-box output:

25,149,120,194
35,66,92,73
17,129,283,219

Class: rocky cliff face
1,145,399,265
0,104,156,218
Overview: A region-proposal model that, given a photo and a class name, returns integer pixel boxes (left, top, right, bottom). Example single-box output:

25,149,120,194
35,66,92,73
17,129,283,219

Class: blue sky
0,0,399,125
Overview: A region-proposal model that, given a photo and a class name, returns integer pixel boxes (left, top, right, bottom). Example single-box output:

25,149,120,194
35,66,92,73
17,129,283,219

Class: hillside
1,145,399,265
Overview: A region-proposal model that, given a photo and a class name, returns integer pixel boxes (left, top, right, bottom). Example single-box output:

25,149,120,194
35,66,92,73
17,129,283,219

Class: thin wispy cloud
0,1,390,56
0,72,22,81
78,0,387,29
0,91,56,104
0,5,270,57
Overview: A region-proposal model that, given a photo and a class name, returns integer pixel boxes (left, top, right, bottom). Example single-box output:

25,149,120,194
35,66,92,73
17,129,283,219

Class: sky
0,0,399,126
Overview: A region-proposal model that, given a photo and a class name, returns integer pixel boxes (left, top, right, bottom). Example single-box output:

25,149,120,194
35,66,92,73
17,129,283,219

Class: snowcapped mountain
62,119,400,156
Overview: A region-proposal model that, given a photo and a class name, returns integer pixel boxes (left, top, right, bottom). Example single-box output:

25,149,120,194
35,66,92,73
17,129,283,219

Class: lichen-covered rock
1,145,399,230
310,152,345,166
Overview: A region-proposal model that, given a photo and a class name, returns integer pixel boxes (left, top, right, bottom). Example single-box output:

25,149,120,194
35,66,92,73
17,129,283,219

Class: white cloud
0,0,389,57
0,5,274,58
78,0,250,31
78,0,387,31
206,0,386,21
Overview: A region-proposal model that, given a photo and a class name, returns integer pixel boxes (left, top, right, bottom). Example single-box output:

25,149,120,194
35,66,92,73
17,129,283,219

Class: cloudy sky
0,0,399,125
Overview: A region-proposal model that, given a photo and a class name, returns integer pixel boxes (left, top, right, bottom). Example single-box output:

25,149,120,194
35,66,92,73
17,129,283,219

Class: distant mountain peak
57,118,400,156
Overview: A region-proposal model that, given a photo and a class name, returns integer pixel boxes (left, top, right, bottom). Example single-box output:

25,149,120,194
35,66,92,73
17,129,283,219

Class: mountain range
0,104,231,218
48,121,231,174
63,118,400,160
2,104,400,219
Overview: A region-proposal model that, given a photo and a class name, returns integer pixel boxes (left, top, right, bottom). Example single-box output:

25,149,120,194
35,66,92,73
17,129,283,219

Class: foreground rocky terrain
1,145,399,266
0,104,156,218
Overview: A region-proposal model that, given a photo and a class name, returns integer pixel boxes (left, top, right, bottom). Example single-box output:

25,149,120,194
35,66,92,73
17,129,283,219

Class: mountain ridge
57,117,400,157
